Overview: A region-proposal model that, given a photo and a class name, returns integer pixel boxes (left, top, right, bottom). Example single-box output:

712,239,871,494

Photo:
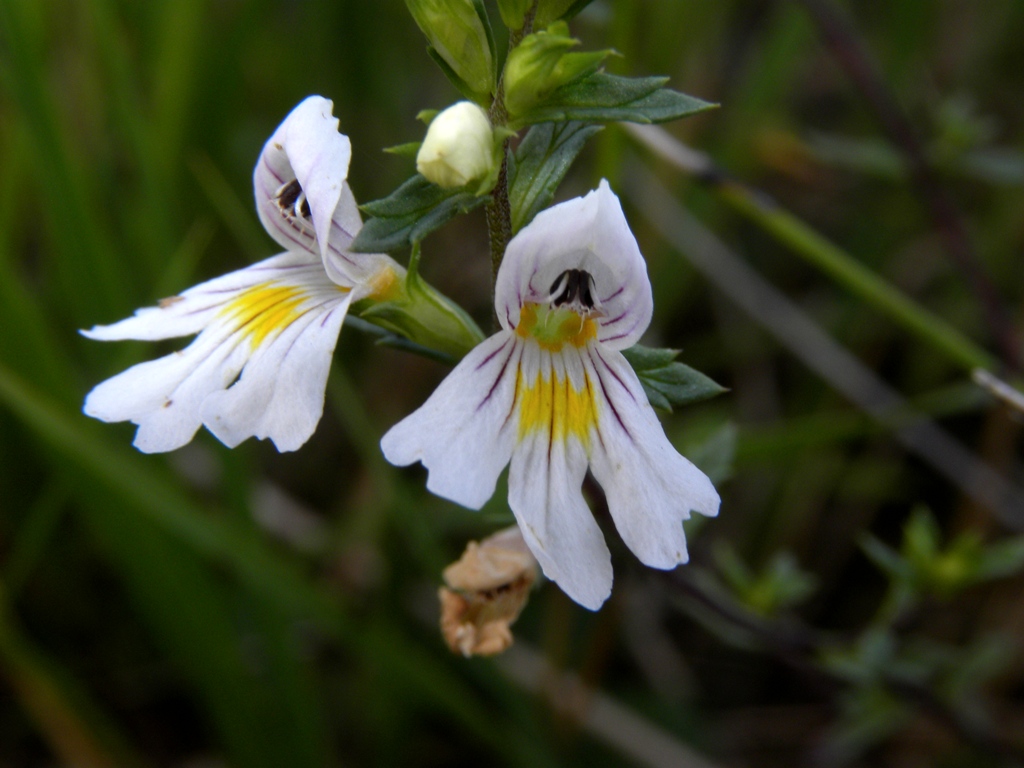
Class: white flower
381,181,720,610
416,101,495,189
83,96,402,453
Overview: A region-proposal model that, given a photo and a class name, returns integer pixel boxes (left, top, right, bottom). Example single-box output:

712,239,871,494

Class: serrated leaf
507,121,602,233
351,174,489,253
621,343,727,411
515,72,716,127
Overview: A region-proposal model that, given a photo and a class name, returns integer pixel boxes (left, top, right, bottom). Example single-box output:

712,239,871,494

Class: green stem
485,5,537,290
485,152,512,288
627,125,1003,376
718,180,998,373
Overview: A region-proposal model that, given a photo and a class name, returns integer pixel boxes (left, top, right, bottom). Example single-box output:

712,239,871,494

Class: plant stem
792,0,1021,371
485,152,512,288
716,180,997,373
626,124,1000,375
485,5,537,291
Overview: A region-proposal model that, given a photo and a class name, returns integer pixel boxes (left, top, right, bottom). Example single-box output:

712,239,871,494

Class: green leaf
496,0,530,29
621,344,727,411
514,72,716,127
383,142,422,157
507,120,603,233
426,46,489,106
406,0,495,100
351,174,489,253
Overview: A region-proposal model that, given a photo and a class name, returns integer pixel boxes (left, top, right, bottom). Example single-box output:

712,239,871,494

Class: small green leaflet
514,73,716,127
351,174,489,253
507,121,603,233
383,142,421,158
621,344,727,412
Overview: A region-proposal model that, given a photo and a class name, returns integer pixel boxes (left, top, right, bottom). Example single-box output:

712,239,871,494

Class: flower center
515,303,596,352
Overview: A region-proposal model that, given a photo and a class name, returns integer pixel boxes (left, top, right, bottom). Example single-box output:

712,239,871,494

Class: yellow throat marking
220,282,310,349
516,365,599,446
514,303,601,446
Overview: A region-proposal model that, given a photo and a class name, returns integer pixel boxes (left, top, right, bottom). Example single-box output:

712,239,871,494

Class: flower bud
503,22,610,117
405,0,495,99
416,101,495,189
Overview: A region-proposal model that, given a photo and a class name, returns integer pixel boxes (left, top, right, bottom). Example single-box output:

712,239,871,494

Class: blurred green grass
1,0,1024,765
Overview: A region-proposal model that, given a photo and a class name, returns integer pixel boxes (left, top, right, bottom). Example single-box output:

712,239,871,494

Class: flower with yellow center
381,181,719,609
83,96,403,453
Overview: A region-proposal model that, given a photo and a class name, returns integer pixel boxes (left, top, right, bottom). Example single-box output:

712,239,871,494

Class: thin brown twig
791,0,1022,371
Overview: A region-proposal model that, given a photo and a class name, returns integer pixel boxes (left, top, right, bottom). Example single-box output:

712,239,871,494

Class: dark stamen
276,179,311,219
549,269,596,310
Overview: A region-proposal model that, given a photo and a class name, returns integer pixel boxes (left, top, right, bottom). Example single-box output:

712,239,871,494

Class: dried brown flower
439,526,538,657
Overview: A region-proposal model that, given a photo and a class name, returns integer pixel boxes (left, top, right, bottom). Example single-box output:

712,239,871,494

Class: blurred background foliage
2,0,1024,766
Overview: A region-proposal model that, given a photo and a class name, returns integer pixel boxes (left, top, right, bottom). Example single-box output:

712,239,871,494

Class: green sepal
621,344,727,412
405,0,495,100
496,0,531,29
507,120,603,233
351,174,490,254
472,0,498,87
383,142,422,157
352,245,485,361
344,316,460,366
513,72,717,128
503,22,613,117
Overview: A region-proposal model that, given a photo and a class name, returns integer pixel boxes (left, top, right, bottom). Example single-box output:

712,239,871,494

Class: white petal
253,97,401,287
508,426,613,611
381,332,521,510
584,345,720,570
85,328,246,452
83,254,350,453
494,180,653,349
254,96,351,258
201,292,352,451
81,251,334,342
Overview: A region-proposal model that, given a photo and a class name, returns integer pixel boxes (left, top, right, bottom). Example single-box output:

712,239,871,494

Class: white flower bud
416,101,495,189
